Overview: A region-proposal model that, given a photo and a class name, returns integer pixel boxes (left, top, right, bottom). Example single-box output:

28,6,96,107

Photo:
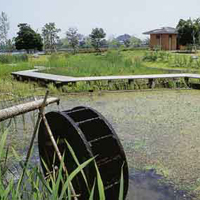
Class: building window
169,35,172,38
156,35,160,39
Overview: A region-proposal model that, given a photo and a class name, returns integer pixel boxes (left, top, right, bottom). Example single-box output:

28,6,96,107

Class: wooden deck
11,69,200,88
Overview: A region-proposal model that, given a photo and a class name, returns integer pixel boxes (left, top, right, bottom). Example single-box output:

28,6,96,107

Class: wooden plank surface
11,70,200,84
12,70,75,82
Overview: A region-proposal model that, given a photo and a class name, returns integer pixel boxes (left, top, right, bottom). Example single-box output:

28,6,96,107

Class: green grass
142,51,200,72
1,49,200,97
0,129,125,200
0,54,28,64
0,56,43,100
42,50,168,77
0,62,32,78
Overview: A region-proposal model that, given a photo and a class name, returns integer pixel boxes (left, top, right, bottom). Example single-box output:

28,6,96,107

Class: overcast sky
1,0,200,39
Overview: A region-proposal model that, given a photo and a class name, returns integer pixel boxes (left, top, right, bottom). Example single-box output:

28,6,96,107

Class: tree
142,37,150,46
15,23,43,53
124,39,131,47
82,36,92,48
7,38,15,52
107,36,121,48
0,12,9,49
42,23,61,53
130,36,142,47
66,27,79,54
89,28,106,52
177,18,200,47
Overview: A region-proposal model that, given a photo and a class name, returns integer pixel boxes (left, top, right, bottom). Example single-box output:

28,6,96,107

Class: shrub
143,51,158,61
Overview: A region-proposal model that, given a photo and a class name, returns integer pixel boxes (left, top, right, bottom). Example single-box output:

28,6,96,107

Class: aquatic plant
0,130,125,199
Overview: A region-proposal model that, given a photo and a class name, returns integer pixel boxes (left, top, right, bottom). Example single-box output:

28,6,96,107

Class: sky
1,0,200,40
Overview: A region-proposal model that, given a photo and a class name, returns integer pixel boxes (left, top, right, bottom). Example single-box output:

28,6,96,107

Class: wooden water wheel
38,106,129,199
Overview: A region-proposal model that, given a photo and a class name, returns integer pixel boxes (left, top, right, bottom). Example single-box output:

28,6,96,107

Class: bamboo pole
42,114,78,200
18,91,78,199
19,91,50,186
0,97,60,122
5,91,78,198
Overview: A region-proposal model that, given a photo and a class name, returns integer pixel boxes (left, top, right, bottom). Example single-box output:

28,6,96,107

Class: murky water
3,89,200,199
127,170,192,200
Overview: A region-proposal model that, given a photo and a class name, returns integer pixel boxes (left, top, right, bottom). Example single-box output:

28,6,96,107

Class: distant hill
116,34,131,42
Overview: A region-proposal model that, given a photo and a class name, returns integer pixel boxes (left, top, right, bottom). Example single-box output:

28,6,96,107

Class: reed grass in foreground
0,131,125,200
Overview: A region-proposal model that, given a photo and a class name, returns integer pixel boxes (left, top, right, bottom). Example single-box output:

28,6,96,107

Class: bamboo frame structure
0,91,78,199
0,97,60,122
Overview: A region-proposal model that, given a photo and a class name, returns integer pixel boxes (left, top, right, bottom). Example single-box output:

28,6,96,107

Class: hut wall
171,35,177,50
150,35,159,49
150,34,177,50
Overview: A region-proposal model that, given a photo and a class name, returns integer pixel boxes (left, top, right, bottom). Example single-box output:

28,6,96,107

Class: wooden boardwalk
11,69,200,88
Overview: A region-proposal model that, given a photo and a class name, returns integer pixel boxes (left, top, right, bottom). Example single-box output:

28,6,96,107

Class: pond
3,89,200,199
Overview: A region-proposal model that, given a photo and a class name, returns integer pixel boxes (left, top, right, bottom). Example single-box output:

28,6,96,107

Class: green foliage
177,18,200,46
47,53,67,68
124,39,131,48
0,54,28,64
89,28,106,52
15,23,43,53
95,162,105,200
0,129,126,200
143,50,200,69
42,22,61,53
107,38,122,48
143,51,171,62
130,36,142,47
44,50,135,77
66,27,79,54
143,51,159,61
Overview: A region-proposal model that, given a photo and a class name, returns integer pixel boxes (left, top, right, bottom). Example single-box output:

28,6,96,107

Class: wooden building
143,27,178,50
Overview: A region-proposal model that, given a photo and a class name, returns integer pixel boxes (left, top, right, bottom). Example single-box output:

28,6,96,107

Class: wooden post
148,78,155,89
184,77,189,87
42,115,78,199
172,78,178,88
128,79,134,89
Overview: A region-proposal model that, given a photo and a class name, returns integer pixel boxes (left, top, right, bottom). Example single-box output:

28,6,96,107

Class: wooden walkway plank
12,70,75,82
11,69,200,85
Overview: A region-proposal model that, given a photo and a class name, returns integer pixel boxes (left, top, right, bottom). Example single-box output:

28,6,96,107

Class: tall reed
0,131,125,199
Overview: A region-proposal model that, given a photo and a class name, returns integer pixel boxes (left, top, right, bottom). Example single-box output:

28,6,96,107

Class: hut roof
143,27,177,35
